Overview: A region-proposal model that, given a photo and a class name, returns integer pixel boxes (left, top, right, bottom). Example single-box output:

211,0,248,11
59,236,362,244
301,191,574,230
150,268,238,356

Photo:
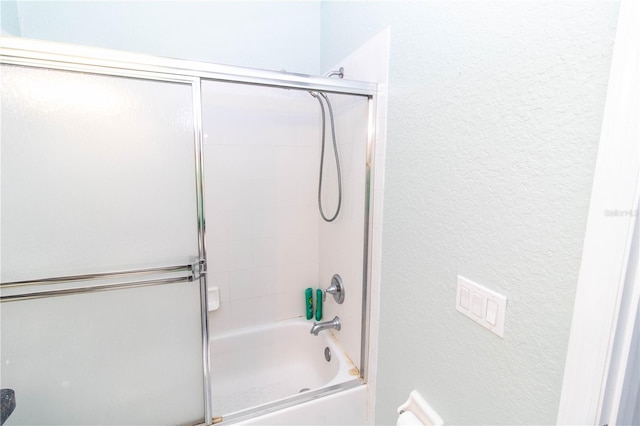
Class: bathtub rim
214,379,364,425
209,316,317,342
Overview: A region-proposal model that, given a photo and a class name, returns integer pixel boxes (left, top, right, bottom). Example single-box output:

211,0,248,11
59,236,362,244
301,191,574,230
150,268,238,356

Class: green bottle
315,289,323,321
306,288,313,320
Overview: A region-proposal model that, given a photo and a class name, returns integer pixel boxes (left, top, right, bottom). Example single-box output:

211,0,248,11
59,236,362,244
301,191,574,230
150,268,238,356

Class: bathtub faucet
310,316,341,336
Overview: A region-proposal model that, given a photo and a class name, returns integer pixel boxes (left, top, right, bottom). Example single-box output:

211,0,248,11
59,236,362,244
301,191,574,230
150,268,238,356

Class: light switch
455,275,507,338
471,293,483,318
460,287,470,309
486,299,498,325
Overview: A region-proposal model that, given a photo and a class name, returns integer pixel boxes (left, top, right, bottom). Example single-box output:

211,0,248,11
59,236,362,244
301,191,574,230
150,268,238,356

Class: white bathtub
209,317,363,421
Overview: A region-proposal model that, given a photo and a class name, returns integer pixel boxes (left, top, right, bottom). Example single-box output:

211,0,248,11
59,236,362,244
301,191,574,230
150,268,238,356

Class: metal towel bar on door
0,259,205,302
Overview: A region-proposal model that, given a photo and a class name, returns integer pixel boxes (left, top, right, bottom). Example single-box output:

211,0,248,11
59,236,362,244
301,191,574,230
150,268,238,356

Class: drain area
324,347,331,362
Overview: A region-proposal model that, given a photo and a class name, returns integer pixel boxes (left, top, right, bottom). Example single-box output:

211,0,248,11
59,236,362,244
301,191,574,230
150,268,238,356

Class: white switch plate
456,275,507,337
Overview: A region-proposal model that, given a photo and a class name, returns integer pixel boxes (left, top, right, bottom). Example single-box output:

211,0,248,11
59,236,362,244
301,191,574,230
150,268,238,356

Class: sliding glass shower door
201,79,371,418
0,64,206,425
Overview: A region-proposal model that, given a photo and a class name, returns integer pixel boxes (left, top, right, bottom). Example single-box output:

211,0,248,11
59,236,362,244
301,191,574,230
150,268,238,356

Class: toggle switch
471,293,483,318
486,299,498,325
460,287,470,309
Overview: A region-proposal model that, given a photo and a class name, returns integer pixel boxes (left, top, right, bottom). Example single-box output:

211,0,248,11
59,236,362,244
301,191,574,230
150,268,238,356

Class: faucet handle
324,274,345,304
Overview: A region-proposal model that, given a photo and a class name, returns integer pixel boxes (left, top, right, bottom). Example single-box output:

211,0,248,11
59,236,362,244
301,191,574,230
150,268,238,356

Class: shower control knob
324,274,345,304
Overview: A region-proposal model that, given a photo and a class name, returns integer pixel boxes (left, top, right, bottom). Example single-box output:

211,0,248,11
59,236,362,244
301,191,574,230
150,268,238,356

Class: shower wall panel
202,82,320,335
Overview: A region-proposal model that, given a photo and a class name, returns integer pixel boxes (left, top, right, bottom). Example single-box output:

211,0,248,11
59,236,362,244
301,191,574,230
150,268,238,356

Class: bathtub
209,317,365,424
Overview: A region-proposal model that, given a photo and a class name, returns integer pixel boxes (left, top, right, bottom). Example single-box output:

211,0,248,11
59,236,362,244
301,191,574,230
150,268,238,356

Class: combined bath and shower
311,67,344,223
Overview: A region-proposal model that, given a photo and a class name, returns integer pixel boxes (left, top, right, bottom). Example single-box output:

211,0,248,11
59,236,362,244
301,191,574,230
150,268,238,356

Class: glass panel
201,80,369,416
1,65,204,424
1,65,198,282
0,284,204,425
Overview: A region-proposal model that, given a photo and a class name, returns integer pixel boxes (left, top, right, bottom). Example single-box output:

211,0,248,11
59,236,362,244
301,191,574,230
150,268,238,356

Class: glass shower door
0,64,206,425
201,79,370,418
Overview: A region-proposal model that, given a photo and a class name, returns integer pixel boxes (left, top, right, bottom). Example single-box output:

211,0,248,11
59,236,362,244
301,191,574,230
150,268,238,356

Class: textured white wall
10,1,321,74
321,2,619,424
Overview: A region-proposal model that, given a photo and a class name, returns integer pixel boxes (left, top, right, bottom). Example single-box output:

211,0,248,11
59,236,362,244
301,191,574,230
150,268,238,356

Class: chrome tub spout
310,316,341,336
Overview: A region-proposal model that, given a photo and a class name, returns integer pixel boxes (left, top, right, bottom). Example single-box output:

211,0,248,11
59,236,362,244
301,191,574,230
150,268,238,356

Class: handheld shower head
310,91,342,223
